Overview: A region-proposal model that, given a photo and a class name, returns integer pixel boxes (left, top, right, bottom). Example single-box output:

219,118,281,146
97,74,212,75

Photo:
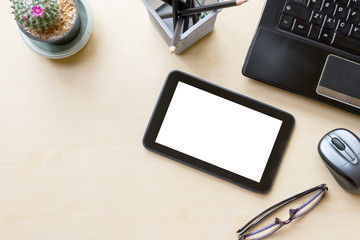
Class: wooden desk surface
0,1,359,239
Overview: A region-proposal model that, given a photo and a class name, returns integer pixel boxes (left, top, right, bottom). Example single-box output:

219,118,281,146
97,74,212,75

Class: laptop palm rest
243,27,327,96
316,55,360,109
242,27,360,114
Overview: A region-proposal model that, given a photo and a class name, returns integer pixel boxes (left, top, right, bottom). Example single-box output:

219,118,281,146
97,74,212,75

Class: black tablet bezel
143,71,295,193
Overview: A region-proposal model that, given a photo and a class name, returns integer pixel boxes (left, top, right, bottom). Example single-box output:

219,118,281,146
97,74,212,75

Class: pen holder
141,0,223,55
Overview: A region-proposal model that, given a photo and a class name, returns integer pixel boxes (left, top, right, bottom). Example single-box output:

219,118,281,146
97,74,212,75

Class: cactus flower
11,0,59,29
31,6,44,18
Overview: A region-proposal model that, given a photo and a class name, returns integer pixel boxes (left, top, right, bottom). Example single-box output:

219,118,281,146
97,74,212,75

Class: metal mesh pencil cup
141,0,223,54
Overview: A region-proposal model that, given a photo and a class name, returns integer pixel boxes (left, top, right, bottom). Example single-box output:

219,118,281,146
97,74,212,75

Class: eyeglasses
236,184,328,240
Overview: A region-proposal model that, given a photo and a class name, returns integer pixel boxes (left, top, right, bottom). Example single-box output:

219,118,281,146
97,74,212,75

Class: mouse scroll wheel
331,138,346,150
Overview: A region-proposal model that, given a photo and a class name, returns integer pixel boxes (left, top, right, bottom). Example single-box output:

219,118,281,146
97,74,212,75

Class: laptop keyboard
279,0,360,55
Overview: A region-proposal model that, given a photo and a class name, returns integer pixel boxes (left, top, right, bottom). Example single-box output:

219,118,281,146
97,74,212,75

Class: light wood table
0,1,359,240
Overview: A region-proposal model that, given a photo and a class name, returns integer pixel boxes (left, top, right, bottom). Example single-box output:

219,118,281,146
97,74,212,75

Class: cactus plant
11,0,60,30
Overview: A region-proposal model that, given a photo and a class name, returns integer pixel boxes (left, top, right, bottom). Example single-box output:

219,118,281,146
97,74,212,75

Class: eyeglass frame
236,184,328,240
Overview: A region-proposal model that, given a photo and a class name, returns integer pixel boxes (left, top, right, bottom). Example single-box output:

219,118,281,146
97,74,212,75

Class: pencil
180,0,248,16
172,0,178,31
169,17,184,54
159,0,248,19
191,0,199,25
183,0,192,33
161,0,187,10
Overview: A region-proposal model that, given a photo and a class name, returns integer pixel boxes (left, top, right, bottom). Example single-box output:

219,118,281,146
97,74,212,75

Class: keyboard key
283,1,313,21
336,0,350,6
334,5,350,18
322,0,337,15
280,0,360,56
324,16,339,29
337,21,352,35
290,0,308,5
350,25,360,38
319,29,335,43
292,20,311,35
308,0,324,10
348,9,360,23
279,15,295,30
312,12,326,25
349,0,360,9
308,25,322,39
332,33,360,54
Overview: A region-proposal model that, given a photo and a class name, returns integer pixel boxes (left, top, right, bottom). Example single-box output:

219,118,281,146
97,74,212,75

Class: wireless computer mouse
318,128,360,194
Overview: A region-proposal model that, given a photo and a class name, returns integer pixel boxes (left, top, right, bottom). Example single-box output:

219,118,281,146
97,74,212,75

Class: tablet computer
143,71,295,193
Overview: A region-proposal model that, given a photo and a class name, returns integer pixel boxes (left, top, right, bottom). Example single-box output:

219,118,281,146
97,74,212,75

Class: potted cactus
10,0,81,45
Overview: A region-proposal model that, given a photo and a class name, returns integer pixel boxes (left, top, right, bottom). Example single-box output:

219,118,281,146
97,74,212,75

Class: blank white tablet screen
155,82,283,183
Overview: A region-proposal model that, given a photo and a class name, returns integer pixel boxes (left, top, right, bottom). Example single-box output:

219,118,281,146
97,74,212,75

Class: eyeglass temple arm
236,184,327,234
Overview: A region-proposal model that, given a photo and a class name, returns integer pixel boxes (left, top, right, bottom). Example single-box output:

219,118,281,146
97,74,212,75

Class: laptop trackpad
316,55,360,109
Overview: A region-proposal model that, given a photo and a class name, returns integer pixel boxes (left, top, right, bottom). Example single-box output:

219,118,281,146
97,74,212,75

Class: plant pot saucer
19,0,93,59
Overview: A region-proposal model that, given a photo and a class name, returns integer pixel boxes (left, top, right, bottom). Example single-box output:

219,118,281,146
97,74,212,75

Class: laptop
242,0,360,115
